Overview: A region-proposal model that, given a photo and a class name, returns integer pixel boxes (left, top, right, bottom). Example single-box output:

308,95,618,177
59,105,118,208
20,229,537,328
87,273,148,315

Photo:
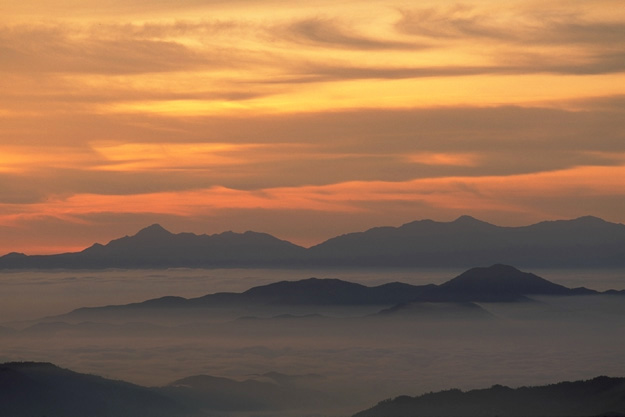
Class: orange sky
1,0,625,254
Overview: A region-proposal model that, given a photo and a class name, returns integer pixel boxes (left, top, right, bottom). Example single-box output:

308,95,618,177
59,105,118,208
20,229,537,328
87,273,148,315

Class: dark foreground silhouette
0,362,190,417
2,362,624,417
353,376,625,417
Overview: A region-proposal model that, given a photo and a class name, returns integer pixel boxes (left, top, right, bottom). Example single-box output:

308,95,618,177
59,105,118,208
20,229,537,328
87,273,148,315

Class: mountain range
0,362,334,417
1,215,625,269
50,264,615,325
0,362,190,417
3,362,624,417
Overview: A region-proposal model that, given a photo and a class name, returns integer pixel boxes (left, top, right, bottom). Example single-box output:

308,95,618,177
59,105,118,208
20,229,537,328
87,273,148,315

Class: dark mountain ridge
306,215,625,267
0,362,337,416
353,375,625,417
0,362,191,417
0,225,306,269
438,264,586,300
162,371,335,412
3,362,625,417
2,215,625,269
57,265,611,322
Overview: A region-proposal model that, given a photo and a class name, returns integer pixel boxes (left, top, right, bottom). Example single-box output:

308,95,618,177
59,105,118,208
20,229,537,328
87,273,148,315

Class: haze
2,268,625,417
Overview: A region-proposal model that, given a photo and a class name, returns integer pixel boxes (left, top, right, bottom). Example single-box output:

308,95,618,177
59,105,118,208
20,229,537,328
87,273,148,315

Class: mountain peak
572,215,609,225
451,215,491,225
134,224,172,238
440,264,570,297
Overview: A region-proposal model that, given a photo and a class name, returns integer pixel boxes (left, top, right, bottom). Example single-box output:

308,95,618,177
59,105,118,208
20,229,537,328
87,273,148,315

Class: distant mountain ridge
55,265,613,323
1,215,625,268
0,225,305,269
306,215,625,267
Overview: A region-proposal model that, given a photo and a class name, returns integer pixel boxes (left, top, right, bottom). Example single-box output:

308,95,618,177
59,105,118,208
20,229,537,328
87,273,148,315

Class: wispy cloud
394,5,625,75
395,5,625,46
0,26,203,74
281,16,422,50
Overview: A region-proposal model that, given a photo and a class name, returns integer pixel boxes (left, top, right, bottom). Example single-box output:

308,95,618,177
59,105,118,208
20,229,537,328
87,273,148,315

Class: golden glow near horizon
1,0,624,254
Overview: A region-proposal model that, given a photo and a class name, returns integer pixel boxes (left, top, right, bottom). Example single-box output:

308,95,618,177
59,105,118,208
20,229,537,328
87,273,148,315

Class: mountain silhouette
0,225,306,268
63,277,437,320
57,265,608,322
306,215,625,267
0,362,190,417
3,361,625,417
436,264,592,301
234,278,438,305
1,215,624,268
162,372,335,412
0,361,343,416
353,376,625,417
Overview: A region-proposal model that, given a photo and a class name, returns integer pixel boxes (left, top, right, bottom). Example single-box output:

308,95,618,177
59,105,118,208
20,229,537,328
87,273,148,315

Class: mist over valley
1,260,625,416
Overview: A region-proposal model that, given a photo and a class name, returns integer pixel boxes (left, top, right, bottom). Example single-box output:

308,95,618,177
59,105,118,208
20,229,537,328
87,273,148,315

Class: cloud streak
281,17,422,50
1,163,623,253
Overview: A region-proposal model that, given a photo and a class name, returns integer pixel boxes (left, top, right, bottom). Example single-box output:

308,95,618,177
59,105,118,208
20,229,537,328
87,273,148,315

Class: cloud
395,5,625,46
0,20,280,76
280,64,504,83
90,142,269,171
2,7,623,115
394,5,625,75
2,0,284,19
291,55,625,82
395,5,508,41
281,17,422,50
1,163,624,254
1,104,624,202
565,94,625,111
407,152,481,167
0,26,207,75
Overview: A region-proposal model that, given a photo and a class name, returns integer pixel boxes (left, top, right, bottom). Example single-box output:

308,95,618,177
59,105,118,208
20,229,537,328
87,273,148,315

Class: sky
1,0,625,254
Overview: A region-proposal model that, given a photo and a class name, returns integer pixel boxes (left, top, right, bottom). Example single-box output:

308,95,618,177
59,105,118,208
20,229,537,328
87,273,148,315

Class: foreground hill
0,362,191,417
1,216,624,268
0,362,332,416
3,362,625,417
353,376,625,417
